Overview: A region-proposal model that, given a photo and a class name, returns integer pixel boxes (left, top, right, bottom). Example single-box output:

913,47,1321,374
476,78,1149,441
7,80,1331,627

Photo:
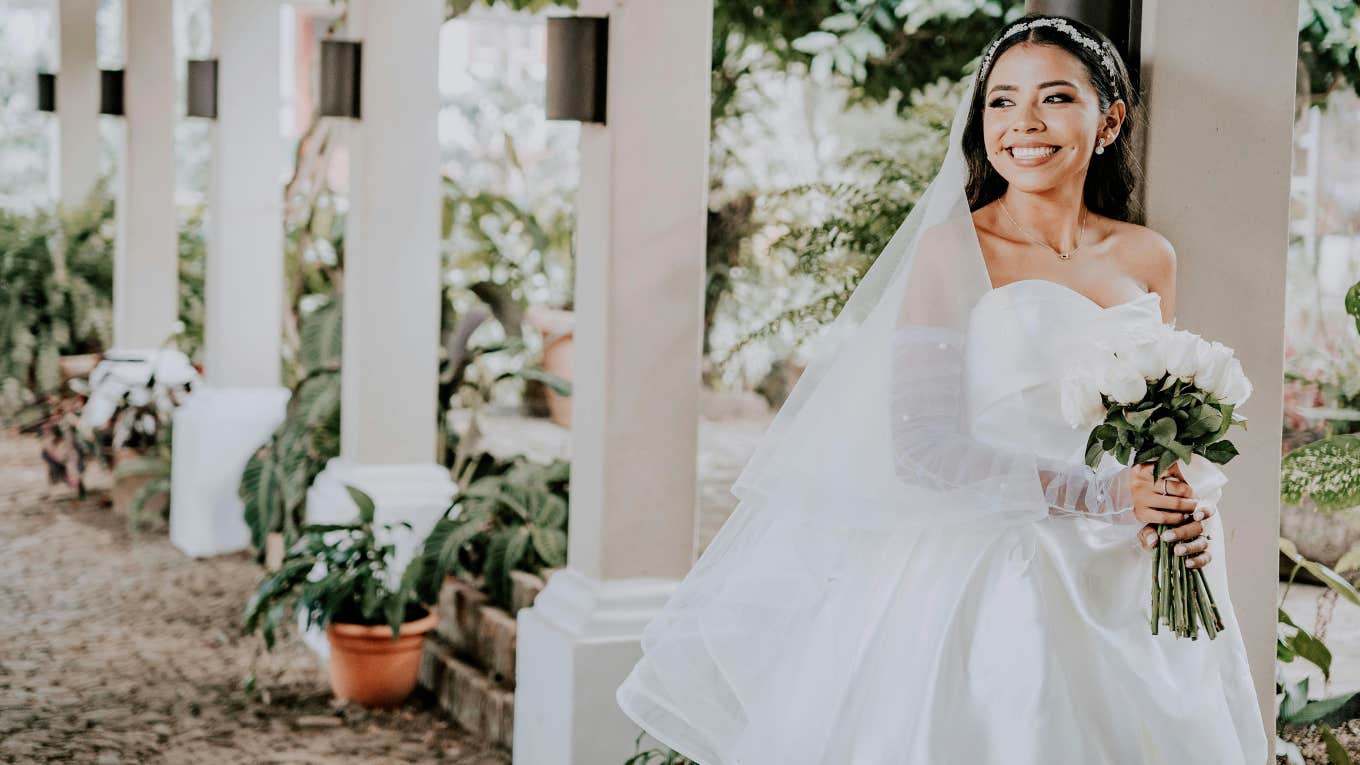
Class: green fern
415,457,569,608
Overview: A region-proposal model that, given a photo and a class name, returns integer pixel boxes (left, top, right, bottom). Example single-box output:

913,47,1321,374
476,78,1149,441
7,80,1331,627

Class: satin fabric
616,279,1266,765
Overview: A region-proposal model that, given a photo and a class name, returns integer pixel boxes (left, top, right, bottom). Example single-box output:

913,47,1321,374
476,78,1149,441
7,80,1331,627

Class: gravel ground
0,430,510,765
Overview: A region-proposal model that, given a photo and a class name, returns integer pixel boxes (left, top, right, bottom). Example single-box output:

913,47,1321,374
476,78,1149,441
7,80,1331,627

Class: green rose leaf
1202,439,1240,465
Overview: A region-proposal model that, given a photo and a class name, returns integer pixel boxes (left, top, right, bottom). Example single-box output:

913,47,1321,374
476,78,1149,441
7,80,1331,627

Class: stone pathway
0,430,509,765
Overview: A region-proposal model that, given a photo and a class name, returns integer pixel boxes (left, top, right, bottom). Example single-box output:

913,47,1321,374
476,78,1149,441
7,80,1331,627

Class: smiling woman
616,12,1268,765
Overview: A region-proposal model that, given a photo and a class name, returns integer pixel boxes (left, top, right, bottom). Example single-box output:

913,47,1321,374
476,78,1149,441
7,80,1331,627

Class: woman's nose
1012,100,1044,131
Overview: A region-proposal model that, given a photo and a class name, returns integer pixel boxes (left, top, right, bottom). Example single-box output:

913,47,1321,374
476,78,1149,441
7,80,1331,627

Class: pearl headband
979,17,1120,101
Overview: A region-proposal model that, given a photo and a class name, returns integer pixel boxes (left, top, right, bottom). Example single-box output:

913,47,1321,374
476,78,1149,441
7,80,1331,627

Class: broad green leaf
1289,693,1358,725
1280,537,1360,606
1280,676,1310,721
345,485,377,524
1201,439,1239,465
1321,723,1353,765
1281,434,1360,511
531,527,568,567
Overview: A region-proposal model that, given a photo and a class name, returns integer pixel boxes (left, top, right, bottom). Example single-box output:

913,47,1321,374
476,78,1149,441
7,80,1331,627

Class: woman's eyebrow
986,79,1080,95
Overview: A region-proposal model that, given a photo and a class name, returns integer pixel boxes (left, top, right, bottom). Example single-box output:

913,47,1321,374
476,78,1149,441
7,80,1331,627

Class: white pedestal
298,458,457,662
513,569,678,765
169,386,289,557
305,458,457,576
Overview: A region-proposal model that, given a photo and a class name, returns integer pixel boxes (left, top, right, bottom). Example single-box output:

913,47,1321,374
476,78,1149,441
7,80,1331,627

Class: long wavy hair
963,13,1146,223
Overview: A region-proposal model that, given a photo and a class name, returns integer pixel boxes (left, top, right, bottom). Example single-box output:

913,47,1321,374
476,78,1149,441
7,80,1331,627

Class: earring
1095,137,1105,155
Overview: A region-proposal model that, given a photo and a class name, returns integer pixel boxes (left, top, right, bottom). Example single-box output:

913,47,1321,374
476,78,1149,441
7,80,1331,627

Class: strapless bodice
964,279,1165,463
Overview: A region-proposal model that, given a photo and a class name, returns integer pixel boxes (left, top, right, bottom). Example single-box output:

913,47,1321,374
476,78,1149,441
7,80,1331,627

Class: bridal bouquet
1060,324,1252,640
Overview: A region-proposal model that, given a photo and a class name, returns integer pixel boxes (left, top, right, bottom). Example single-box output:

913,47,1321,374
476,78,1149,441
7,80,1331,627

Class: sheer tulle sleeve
890,324,1139,525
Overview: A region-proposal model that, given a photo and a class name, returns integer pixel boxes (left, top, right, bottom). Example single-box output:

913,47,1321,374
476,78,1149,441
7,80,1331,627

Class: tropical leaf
1321,723,1354,765
531,527,568,567
1281,435,1360,512
127,476,171,529
1281,537,1360,606
299,299,342,371
346,485,376,524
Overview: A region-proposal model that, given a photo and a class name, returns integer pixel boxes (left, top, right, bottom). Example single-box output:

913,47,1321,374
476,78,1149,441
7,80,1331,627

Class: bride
616,13,1267,765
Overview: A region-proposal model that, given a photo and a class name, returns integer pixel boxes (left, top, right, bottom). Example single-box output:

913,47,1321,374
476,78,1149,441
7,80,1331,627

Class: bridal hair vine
979,17,1120,101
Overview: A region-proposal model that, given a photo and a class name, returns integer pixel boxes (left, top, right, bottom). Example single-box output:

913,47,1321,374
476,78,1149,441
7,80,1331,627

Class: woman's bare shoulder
1108,220,1176,289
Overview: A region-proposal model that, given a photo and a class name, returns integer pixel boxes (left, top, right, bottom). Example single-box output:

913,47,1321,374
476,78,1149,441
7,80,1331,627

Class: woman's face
981,42,1122,193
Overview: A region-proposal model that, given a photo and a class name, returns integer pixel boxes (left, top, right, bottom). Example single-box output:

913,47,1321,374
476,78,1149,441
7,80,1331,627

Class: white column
113,0,178,351
53,0,100,209
513,2,712,763
170,0,290,558
1141,0,1294,759
306,0,454,565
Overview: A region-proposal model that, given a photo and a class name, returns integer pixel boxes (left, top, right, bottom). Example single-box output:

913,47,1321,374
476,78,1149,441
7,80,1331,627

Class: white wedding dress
616,278,1266,765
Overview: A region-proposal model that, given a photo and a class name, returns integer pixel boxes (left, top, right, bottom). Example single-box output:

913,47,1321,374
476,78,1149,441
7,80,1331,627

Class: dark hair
963,13,1145,222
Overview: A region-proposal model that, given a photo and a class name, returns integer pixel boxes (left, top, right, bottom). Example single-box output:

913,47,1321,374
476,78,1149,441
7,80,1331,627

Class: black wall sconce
545,16,608,124
186,59,218,119
36,72,56,112
319,39,361,119
99,69,124,116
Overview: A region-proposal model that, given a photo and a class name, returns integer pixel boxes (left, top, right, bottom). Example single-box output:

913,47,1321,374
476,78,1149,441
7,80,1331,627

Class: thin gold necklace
999,199,1086,261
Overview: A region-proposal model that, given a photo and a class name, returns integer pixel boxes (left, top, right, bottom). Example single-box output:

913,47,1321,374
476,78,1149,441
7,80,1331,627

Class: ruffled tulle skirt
615,484,1266,765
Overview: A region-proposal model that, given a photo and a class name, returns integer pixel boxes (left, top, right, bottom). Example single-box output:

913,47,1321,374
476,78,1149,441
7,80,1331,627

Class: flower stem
1150,538,1161,634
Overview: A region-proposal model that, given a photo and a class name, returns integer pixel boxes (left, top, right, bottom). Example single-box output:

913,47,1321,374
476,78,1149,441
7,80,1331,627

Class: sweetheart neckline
987,278,1161,312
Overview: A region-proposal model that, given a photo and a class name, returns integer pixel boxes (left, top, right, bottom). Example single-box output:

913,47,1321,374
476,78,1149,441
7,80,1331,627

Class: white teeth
1010,146,1057,158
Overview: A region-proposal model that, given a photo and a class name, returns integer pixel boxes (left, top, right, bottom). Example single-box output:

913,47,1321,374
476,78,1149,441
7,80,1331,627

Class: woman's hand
1131,461,1215,569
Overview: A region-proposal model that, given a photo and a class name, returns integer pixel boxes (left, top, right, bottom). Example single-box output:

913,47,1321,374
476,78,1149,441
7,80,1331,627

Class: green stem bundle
1150,522,1223,639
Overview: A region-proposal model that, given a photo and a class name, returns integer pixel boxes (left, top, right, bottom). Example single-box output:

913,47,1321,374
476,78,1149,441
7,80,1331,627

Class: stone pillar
113,0,178,351
170,0,290,558
1140,0,1295,758
305,0,455,567
53,0,100,209
513,2,712,762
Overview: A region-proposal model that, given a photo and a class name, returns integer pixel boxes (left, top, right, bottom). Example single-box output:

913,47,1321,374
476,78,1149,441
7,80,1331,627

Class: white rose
1194,340,1235,396
1115,325,1170,381
127,385,153,407
1163,331,1201,381
1061,372,1106,429
79,393,118,431
1216,357,1253,406
1100,358,1148,406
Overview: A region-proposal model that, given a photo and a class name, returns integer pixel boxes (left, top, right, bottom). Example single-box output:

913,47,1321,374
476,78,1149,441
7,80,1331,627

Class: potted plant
14,390,96,498
524,305,574,428
79,346,197,520
243,485,437,708
1278,279,1360,579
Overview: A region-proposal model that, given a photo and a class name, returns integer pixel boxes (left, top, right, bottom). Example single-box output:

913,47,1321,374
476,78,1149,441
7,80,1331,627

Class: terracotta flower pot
58,353,101,383
325,609,438,707
525,306,574,428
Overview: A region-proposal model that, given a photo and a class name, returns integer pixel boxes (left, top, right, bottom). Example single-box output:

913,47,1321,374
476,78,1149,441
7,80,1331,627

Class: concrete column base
305,457,457,574
513,568,678,765
169,385,289,557
299,457,458,660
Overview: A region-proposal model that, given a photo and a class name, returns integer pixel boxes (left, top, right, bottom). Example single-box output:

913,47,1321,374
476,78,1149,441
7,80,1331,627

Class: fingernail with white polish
1145,532,1156,546
1162,530,1177,542
1174,544,1186,555
1193,510,1205,521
